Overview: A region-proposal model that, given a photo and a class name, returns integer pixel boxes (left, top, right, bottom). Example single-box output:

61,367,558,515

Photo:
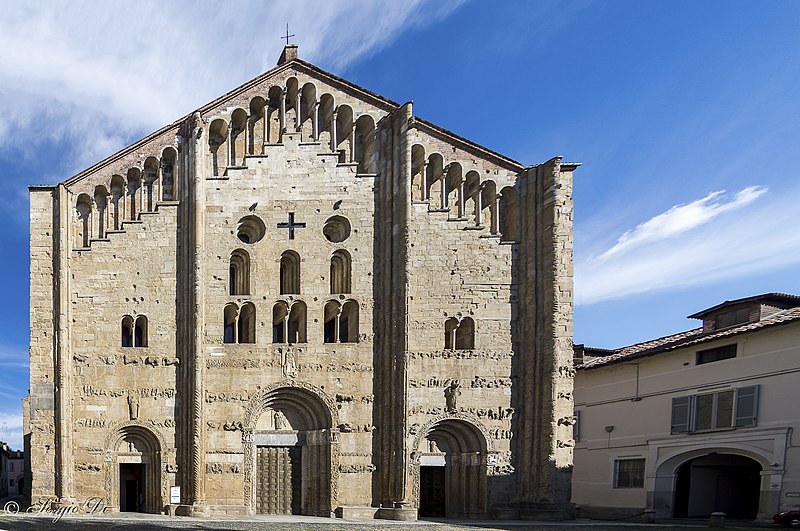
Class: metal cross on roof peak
282,23,295,46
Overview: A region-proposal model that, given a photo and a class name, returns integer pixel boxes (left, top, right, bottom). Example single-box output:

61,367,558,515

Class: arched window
110,175,125,230
499,187,520,242
272,301,289,343
209,119,229,176
134,315,148,347
456,317,474,349
324,300,358,343
127,168,141,221
121,315,134,347
75,194,92,248
280,251,301,294
238,303,256,344
288,301,307,344
142,157,159,213
93,185,108,239
229,249,250,295
445,317,475,350
161,147,177,201
224,304,238,344
323,301,340,344
330,250,351,294
340,300,359,343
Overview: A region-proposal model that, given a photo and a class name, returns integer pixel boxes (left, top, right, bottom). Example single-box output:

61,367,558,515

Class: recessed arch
242,383,339,516
208,118,229,176
161,147,177,201
498,186,519,242
134,315,148,347
330,249,351,294
280,250,301,294
411,144,426,202
230,108,248,166
238,302,256,344
75,193,92,248
142,157,159,212
93,185,108,239
229,249,251,296
121,315,134,347
355,114,376,173
103,422,165,513
334,104,354,163
412,416,490,518
126,167,141,221
110,174,125,230
249,96,267,155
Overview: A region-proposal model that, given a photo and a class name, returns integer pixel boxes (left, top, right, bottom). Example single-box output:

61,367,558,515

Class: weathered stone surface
27,46,576,520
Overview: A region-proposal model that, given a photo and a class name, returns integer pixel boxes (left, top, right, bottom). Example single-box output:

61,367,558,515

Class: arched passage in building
243,385,338,516
415,418,488,519
673,453,762,519
104,423,164,513
651,447,774,520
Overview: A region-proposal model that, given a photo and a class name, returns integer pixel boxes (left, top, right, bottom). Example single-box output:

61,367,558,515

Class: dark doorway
119,463,145,512
419,466,446,517
673,454,761,519
256,446,302,514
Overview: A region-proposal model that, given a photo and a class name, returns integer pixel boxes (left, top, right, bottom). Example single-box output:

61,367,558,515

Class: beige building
26,46,578,520
573,293,800,520
0,442,24,498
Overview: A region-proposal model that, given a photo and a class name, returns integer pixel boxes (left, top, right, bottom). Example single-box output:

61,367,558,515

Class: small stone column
280,88,287,135
331,110,338,153
312,101,319,141
350,123,357,163
295,90,302,133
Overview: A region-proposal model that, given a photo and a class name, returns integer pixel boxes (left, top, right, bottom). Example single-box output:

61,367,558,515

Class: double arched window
272,301,307,344
223,303,256,344
444,316,474,350
121,315,148,347
323,300,359,343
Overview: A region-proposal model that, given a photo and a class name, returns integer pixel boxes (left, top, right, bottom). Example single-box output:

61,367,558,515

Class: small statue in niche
444,381,461,412
274,410,288,430
127,389,140,420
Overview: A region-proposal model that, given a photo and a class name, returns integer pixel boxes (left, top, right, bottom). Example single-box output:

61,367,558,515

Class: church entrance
245,385,337,516
673,453,761,519
419,466,446,517
417,418,488,518
256,446,302,514
119,463,145,512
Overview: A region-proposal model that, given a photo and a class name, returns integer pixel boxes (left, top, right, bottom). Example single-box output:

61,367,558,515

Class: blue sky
1,0,800,449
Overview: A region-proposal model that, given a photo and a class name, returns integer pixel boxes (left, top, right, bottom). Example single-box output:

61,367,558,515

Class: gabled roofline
687,292,800,319
59,54,553,188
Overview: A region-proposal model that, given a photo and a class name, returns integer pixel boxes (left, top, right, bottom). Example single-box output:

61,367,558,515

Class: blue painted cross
277,212,306,240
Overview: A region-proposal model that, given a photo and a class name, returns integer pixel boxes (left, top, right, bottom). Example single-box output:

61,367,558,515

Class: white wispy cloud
597,186,767,261
0,0,464,172
0,410,23,450
576,185,800,304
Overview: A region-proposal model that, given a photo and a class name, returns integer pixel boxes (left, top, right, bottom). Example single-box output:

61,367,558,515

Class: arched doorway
243,383,338,516
415,418,489,519
673,453,761,519
104,423,164,513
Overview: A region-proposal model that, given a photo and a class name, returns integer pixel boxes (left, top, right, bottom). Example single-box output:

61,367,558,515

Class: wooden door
256,446,302,514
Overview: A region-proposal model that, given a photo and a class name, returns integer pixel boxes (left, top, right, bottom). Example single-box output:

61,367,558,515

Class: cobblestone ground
0,513,780,531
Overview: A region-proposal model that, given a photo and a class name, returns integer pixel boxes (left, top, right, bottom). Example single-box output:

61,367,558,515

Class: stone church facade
27,46,577,520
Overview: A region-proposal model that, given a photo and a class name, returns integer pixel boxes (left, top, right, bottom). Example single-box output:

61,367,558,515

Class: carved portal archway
242,381,339,516
411,414,491,518
103,422,166,513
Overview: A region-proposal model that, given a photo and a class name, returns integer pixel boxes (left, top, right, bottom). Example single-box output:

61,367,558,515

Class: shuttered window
734,385,759,427
671,396,691,434
670,385,759,433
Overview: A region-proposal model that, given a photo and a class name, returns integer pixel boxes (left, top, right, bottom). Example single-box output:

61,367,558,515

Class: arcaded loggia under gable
27,45,578,520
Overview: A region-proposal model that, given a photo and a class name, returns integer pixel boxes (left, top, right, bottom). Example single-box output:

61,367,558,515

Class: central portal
256,446,302,514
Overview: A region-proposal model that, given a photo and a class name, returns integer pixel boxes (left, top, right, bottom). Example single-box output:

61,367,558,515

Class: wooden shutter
671,396,691,433
735,385,759,427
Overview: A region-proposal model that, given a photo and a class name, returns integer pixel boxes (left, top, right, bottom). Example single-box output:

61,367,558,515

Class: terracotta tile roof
579,306,800,369
687,292,800,319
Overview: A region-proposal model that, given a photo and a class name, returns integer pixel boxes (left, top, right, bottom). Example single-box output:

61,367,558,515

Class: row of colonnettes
73,78,522,249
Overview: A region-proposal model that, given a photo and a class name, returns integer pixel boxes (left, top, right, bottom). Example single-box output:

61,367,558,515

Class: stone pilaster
55,183,75,504
514,157,577,519
189,112,208,515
